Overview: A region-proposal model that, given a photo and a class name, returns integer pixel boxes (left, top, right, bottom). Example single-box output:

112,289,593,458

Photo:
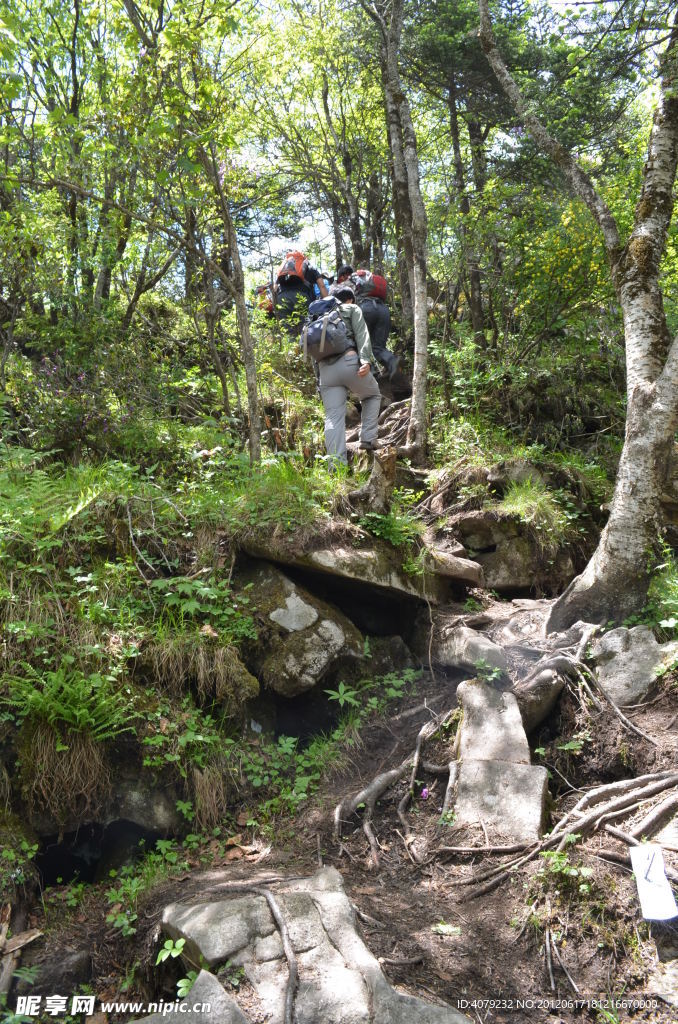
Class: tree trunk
367,0,429,459
548,374,678,629
448,80,484,346
479,0,678,630
203,142,261,463
330,200,343,270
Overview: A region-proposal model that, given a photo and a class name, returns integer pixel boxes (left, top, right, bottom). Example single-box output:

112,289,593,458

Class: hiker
274,250,328,331
308,285,381,464
334,265,399,379
254,283,275,318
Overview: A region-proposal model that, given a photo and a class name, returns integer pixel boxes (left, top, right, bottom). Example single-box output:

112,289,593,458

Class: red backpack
354,268,387,301
275,251,308,285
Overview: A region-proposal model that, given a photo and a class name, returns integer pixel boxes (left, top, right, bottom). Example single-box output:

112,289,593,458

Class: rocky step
132,868,470,1024
452,679,548,844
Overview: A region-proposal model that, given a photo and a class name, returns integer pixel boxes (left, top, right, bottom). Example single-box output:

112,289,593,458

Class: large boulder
456,680,529,764
241,563,363,697
453,759,549,844
443,510,575,592
590,625,678,707
422,527,484,587
162,867,469,1024
20,759,183,838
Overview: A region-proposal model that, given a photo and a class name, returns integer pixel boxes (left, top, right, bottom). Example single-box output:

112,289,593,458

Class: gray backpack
300,297,353,362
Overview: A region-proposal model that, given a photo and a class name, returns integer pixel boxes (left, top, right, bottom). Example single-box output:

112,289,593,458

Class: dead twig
550,933,580,996
379,954,424,966
545,898,555,992
438,843,528,856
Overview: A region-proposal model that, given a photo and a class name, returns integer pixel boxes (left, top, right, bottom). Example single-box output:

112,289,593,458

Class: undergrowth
498,478,581,553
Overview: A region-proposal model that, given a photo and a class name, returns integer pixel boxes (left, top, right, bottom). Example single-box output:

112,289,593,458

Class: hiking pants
318,350,381,464
359,299,396,373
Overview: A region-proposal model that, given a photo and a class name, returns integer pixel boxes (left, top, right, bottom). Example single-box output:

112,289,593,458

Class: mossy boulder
446,509,575,592
239,562,364,697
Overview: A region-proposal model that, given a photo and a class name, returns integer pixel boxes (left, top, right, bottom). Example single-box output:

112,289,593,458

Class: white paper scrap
629,844,678,921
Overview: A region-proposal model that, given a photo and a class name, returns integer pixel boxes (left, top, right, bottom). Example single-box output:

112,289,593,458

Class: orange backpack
275,251,308,285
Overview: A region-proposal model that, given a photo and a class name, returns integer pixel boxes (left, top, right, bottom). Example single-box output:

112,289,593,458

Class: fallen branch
2,929,42,955
438,843,528,856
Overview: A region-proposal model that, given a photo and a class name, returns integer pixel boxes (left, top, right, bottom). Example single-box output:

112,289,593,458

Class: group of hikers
255,251,400,465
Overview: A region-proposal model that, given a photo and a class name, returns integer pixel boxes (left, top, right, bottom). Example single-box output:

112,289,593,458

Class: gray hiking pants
318,350,381,464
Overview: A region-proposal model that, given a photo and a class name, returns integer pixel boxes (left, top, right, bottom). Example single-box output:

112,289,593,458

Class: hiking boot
359,439,382,451
388,355,401,380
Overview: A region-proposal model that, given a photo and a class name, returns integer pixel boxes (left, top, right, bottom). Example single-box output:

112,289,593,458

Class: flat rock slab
130,969,247,1023
454,759,549,843
242,536,454,603
434,625,508,676
457,679,530,764
591,625,678,707
163,867,469,1024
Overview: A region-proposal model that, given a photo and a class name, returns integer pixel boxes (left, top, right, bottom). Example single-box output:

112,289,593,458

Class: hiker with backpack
334,265,399,380
274,250,329,331
300,284,381,464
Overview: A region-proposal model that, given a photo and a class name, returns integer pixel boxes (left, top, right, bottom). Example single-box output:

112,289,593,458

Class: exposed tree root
169,879,298,1024
515,633,658,746
333,711,456,868
631,791,678,839
446,772,678,896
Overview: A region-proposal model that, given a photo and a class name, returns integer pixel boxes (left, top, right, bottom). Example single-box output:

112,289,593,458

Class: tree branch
477,0,622,262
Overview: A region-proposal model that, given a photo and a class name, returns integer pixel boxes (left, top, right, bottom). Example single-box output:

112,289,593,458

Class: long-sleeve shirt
337,302,376,367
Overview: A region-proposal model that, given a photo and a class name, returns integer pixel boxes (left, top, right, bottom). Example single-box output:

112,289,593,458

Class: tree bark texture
478,0,678,629
448,78,485,346
365,0,429,458
203,143,262,463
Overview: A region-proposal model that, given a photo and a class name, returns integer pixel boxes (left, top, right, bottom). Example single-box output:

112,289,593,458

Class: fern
2,663,138,742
